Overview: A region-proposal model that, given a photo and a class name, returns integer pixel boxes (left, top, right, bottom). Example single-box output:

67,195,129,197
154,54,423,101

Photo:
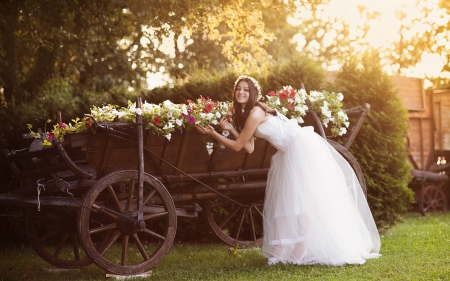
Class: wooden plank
392,76,425,111
433,89,450,151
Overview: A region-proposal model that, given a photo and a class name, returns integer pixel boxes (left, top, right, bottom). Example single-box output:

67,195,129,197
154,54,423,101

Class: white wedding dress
254,113,381,265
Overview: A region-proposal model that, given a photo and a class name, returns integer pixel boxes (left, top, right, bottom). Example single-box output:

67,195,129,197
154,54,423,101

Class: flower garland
28,87,348,154
263,86,349,137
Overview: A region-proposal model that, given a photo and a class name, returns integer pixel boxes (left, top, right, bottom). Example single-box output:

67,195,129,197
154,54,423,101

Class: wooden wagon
0,95,370,275
393,76,450,214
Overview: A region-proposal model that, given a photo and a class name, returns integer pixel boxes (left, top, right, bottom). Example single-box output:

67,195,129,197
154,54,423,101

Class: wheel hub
117,210,146,235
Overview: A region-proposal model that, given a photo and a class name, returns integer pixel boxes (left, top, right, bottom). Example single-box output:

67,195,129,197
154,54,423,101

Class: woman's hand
219,117,235,131
195,124,216,135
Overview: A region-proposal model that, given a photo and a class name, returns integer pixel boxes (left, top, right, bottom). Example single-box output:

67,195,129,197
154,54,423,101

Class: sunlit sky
147,0,448,89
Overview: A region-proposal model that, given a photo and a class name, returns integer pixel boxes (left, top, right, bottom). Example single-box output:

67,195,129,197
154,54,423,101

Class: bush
331,55,414,229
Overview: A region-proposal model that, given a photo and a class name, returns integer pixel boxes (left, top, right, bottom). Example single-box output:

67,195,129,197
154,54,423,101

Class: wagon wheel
327,140,367,197
25,209,92,268
77,170,176,275
202,190,265,248
419,184,448,215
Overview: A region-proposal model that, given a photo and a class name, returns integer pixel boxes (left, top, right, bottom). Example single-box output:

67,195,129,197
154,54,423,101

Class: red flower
205,103,213,112
287,102,294,110
279,91,288,100
290,89,296,99
153,117,160,125
268,91,277,96
200,95,206,102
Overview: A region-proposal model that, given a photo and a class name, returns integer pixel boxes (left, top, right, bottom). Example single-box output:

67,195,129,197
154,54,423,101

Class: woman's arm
196,106,266,153
219,117,254,153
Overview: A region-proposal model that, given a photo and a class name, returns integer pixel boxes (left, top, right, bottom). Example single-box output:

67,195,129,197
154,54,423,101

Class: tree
0,0,326,149
333,54,414,228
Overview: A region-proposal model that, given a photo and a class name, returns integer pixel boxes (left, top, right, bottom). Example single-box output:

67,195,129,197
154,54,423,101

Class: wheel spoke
234,208,247,240
121,235,129,266
142,211,168,221
53,233,69,258
93,203,118,219
99,230,121,256
107,184,124,213
142,228,166,241
89,223,117,235
132,234,149,261
72,234,81,260
248,208,257,241
142,189,157,206
219,206,241,229
125,179,136,210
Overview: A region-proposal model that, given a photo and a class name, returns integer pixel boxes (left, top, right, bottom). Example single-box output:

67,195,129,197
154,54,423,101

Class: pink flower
47,132,54,139
59,122,67,129
268,91,277,96
188,116,195,124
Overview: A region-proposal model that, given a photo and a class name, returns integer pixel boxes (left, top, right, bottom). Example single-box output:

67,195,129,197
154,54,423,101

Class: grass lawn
0,212,449,281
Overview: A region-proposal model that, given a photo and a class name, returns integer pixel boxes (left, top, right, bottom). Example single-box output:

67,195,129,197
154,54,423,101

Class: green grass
0,212,449,281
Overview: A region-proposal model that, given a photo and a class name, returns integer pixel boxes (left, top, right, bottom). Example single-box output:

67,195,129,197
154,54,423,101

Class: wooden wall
433,89,450,153
391,76,433,170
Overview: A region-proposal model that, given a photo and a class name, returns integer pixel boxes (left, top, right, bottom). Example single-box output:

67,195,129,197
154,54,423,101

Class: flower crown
234,75,262,96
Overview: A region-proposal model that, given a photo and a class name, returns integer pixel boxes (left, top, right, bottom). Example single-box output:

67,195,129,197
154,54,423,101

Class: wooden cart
0,97,370,275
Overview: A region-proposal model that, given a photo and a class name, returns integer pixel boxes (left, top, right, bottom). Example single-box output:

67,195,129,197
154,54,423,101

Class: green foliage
332,54,414,229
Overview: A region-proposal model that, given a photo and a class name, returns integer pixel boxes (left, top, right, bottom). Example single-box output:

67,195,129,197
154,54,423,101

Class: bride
195,75,381,265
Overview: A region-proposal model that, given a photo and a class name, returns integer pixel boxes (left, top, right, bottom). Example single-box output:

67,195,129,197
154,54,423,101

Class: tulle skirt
262,126,381,266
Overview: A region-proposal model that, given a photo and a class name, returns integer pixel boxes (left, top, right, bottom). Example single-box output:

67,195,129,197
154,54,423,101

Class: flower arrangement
27,87,348,154
263,86,349,137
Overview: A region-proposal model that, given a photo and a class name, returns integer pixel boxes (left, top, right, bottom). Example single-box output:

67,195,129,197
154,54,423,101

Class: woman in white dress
195,75,381,265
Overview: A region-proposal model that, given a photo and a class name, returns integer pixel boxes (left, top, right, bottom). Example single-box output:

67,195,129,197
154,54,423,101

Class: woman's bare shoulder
248,105,271,123
249,105,266,116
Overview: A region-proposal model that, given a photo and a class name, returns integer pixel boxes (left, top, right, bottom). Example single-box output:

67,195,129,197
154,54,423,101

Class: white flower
163,122,174,130
206,113,214,120
281,107,288,113
215,111,221,118
129,106,142,115
344,121,350,128
222,130,230,137
321,106,331,118
175,119,183,126
339,127,347,136
163,100,174,107
165,133,172,141
211,120,218,125
116,111,126,118
295,116,304,124
219,143,225,149
181,104,188,115
337,93,344,101
206,142,214,155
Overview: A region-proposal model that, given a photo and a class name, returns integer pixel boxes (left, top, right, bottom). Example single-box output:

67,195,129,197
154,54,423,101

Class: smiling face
234,80,250,108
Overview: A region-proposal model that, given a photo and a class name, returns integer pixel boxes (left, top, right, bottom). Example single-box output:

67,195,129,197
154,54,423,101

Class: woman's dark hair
232,76,276,132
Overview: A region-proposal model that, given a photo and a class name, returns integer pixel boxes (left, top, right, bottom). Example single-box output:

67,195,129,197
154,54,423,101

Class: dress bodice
254,114,303,153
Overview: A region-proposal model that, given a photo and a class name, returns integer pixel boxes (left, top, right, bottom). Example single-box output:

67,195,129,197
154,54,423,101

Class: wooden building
393,76,450,171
